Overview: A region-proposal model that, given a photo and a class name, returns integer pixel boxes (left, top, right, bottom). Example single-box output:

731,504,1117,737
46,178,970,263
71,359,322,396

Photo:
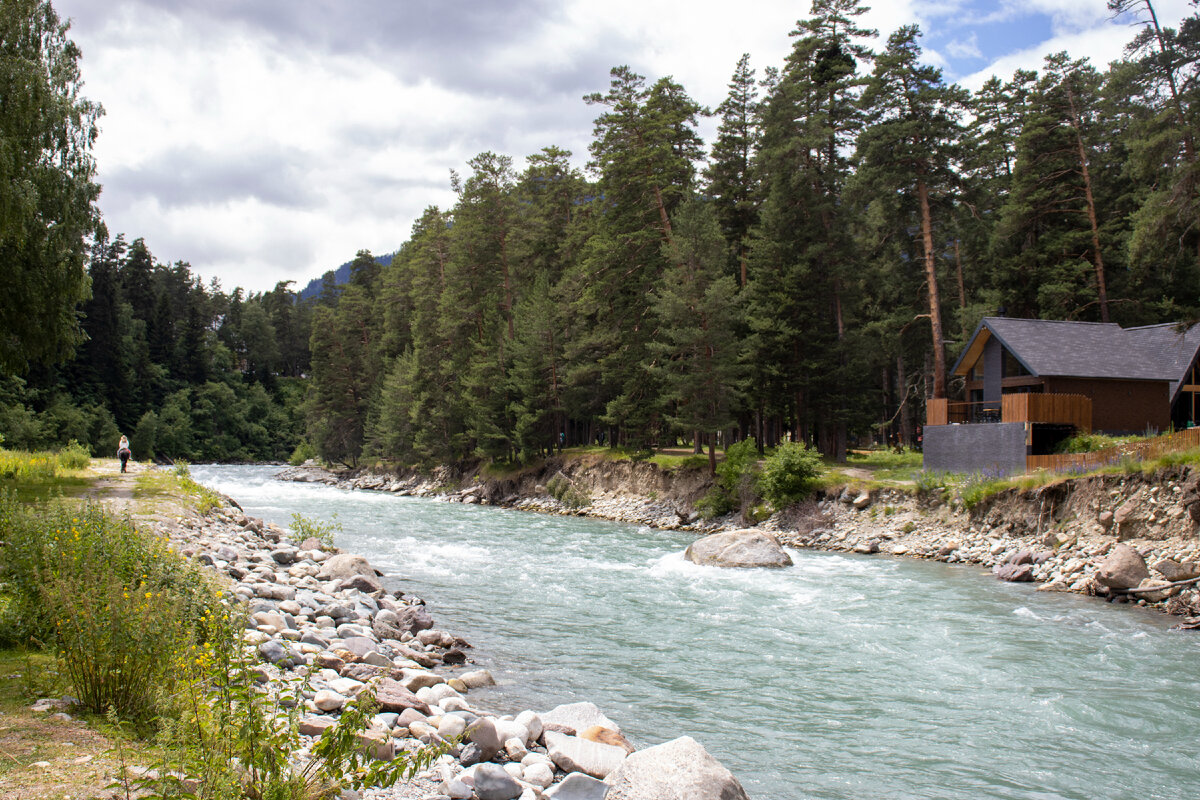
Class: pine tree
704,54,760,286
854,25,968,398
570,66,705,449
649,197,742,472
994,54,1118,320
742,0,875,458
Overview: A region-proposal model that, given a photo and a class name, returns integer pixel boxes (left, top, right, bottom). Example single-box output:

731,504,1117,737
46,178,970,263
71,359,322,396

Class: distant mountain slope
297,252,395,302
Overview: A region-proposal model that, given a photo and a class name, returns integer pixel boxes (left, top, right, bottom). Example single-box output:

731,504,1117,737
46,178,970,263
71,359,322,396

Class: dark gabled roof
1122,322,1200,399
953,317,1200,396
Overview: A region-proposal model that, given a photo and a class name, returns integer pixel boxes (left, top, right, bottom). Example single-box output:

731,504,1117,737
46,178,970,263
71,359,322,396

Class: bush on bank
698,438,824,519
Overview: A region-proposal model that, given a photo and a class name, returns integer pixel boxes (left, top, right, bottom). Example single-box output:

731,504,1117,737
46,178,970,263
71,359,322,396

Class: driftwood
1110,574,1200,595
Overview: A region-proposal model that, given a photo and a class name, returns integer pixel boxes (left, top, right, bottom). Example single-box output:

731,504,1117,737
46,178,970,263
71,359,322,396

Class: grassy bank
0,450,436,799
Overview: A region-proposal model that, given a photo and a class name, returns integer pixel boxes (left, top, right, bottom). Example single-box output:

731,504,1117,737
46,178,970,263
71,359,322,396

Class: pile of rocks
158,502,749,800
768,483,1200,614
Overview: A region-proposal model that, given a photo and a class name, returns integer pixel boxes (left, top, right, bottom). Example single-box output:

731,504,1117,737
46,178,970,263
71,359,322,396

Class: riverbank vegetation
0,448,437,798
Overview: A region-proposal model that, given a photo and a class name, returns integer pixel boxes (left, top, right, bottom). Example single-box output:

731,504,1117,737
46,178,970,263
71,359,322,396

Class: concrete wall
923,422,1027,476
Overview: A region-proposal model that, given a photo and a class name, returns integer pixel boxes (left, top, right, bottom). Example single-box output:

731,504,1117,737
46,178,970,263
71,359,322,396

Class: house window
1003,350,1029,378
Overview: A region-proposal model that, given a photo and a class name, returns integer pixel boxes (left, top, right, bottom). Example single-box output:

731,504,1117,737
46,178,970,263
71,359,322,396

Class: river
191,464,1200,800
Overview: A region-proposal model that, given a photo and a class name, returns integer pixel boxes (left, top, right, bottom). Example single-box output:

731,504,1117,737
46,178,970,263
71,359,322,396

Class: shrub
0,494,223,721
757,442,822,509
546,473,591,509
58,439,91,470
697,438,759,519
291,512,341,550
290,440,318,466
168,462,225,515
958,469,1011,510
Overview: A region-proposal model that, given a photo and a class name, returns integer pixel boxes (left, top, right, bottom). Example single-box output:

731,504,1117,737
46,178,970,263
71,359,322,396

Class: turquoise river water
191,464,1200,800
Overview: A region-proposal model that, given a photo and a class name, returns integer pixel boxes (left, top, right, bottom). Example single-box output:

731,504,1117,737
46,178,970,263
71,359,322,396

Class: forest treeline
0,233,313,461
3,0,1198,469
304,0,1200,468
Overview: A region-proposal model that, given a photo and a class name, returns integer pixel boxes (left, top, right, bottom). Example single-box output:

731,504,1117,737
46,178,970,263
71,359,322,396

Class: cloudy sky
54,0,1197,294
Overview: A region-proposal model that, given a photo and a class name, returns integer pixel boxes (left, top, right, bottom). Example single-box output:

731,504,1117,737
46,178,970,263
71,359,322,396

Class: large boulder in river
317,553,379,582
684,530,793,569
603,736,749,800
1096,544,1150,590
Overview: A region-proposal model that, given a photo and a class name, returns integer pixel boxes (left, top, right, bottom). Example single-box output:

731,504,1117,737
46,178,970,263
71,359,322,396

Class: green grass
134,464,223,515
0,649,64,714
646,452,711,471
560,445,717,470
845,448,924,482
0,444,95,502
1055,431,1147,454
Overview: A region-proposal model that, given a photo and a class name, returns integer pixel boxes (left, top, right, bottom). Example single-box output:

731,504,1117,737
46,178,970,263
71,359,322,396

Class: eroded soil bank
278,457,1200,621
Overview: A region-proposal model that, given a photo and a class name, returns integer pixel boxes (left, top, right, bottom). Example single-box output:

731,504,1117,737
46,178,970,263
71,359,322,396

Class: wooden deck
927,394,1091,429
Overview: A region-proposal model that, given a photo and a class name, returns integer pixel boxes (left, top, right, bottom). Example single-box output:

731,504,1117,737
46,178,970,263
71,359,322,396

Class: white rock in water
459,669,496,689
684,529,793,569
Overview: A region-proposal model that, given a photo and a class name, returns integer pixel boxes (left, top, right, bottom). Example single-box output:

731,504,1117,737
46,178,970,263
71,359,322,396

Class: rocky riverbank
277,459,1200,622
138,482,750,800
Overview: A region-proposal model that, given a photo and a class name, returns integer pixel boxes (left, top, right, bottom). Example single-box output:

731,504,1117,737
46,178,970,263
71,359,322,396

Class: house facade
924,317,1200,475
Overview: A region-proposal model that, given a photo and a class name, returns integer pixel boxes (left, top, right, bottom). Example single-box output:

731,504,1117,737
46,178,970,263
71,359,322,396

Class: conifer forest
3,0,1199,467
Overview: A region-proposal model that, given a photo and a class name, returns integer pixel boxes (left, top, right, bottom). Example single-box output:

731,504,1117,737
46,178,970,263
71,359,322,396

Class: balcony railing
927,393,1091,431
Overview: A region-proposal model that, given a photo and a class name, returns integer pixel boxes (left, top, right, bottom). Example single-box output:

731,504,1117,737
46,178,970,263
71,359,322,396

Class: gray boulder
545,773,611,799
317,553,378,582
258,639,288,664
338,574,384,594
467,717,503,762
396,604,434,634
473,763,523,800
604,736,750,800
993,563,1034,582
1154,558,1200,582
683,530,793,569
1096,544,1150,590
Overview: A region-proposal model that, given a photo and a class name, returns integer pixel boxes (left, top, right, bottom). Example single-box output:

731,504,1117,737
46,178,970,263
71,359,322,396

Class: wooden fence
1002,393,1091,431
928,393,1091,429
1026,426,1200,473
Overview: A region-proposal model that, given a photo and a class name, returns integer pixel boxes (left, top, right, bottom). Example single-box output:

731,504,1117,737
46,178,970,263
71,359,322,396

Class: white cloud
947,33,984,60
54,0,1200,293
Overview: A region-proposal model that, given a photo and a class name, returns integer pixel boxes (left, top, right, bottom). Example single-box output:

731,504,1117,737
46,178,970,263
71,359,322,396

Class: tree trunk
1062,75,1109,322
897,354,913,447
917,176,947,398
708,431,717,475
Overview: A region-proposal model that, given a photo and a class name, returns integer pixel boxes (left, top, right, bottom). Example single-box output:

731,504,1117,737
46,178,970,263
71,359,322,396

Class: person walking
117,435,132,473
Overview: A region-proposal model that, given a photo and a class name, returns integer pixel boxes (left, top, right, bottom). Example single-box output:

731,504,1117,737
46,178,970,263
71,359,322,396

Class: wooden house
924,317,1200,475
